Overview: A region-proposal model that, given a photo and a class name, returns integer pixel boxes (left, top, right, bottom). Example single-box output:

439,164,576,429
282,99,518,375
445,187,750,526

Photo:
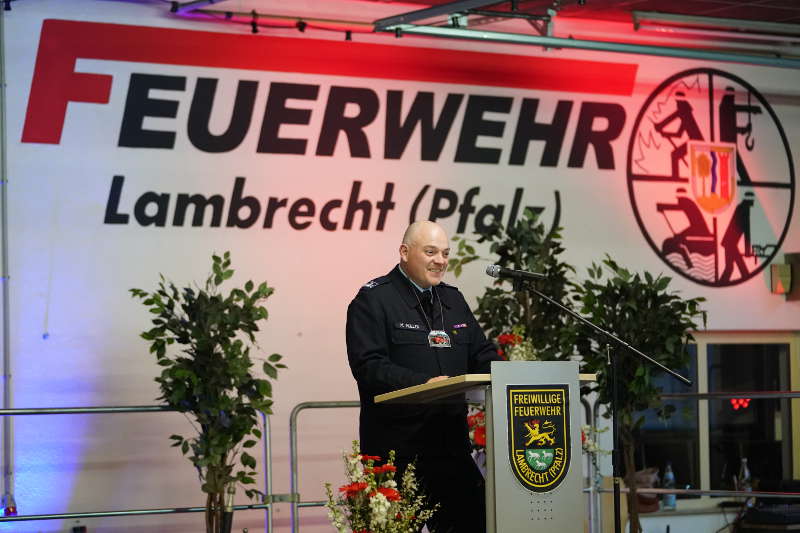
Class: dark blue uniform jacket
346,265,501,459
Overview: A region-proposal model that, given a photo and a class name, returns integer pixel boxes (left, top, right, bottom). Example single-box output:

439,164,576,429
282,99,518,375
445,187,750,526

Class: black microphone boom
486,264,546,282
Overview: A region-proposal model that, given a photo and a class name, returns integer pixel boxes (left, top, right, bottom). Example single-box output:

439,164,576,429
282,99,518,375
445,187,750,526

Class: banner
3,1,799,531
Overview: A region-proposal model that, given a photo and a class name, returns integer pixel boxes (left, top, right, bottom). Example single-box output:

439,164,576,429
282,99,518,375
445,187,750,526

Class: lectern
376,361,591,533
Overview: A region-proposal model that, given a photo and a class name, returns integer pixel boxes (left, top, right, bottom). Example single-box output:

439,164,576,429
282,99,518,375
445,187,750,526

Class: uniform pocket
449,329,470,344
391,327,428,345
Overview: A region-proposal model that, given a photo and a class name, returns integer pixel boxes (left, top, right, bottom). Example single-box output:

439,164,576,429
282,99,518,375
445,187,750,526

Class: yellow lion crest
523,419,556,446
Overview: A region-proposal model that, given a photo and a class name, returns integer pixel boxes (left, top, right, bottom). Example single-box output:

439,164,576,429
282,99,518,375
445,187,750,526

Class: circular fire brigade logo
627,69,795,287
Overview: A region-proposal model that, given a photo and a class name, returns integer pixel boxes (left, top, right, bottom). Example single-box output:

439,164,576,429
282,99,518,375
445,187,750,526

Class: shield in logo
507,385,570,493
689,142,737,214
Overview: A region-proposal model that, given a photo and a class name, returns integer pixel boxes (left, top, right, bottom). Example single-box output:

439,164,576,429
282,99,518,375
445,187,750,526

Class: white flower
581,425,609,456
326,509,347,533
507,338,536,361
368,492,391,529
346,452,365,482
402,465,418,491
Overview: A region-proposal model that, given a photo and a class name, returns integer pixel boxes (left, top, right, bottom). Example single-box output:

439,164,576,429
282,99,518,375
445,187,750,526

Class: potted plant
131,251,286,533
449,208,577,361
572,256,705,533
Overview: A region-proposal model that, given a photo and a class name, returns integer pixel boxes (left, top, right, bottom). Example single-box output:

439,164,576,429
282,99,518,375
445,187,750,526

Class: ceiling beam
378,24,800,69
633,11,800,37
374,0,499,31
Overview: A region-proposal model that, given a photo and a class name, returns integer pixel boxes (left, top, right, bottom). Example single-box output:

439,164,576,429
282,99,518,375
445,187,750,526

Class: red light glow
730,398,752,410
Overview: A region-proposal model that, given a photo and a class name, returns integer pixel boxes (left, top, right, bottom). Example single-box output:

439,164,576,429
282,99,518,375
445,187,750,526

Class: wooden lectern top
375,374,490,404
375,373,596,404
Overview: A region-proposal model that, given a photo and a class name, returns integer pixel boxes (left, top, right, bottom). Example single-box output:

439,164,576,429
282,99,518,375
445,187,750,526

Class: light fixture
771,264,792,295
782,253,800,301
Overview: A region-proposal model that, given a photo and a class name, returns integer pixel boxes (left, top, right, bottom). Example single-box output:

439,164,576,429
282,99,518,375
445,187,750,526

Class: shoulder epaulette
361,276,391,290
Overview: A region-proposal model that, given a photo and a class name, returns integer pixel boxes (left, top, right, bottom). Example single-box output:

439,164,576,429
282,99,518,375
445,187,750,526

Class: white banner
3,1,799,531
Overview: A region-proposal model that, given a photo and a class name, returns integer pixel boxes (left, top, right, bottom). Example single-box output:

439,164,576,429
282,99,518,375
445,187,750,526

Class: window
707,343,792,491
636,345,700,497
632,332,798,507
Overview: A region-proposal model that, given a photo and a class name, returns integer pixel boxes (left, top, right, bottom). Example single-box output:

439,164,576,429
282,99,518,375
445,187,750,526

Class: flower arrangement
580,424,606,456
467,408,486,450
325,441,437,533
497,326,537,362
467,404,488,471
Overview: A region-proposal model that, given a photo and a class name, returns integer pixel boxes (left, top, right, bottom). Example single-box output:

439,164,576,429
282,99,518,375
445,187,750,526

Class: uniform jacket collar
389,265,454,310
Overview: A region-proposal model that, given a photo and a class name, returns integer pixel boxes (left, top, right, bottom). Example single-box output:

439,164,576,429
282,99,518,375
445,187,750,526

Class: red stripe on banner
22,19,638,144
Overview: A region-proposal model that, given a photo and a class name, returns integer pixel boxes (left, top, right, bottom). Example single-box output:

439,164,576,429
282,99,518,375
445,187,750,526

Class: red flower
497,333,523,346
581,429,586,444
467,411,485,429
473,425,486,447
376,487,402,501
360,454,381,462
339,482,368,498
370,464,397,474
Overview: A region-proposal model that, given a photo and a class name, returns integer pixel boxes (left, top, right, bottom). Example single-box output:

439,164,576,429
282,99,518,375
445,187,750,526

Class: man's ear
399,243,409,262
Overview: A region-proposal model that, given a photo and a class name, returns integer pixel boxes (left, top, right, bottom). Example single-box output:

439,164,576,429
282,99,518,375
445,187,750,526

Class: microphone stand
510,279,691,533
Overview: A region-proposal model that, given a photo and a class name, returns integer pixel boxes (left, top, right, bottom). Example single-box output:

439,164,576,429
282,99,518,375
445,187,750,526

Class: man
346,220,501,533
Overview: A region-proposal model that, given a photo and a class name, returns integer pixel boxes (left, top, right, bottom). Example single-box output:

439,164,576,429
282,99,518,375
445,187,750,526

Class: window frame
672,330,800,510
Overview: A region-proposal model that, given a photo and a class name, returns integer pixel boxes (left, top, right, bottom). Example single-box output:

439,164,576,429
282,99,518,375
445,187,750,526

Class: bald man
346,221,501,533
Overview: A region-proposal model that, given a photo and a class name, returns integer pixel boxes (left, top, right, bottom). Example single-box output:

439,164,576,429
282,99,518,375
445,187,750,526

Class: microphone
486,264,546,282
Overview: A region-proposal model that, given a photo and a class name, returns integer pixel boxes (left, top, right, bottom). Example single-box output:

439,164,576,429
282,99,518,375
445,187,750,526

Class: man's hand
426,376,449,383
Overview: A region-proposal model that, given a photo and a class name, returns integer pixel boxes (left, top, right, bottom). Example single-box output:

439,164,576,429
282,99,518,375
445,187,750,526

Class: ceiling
392,0,800,24
184,0,800,39
178,0,800,67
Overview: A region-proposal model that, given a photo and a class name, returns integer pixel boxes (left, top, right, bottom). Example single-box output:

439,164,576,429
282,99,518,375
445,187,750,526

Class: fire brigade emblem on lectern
507,385,570,493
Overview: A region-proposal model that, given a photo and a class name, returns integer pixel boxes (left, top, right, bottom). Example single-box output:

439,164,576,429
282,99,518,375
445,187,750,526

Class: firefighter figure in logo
654,91,704,178
656,188,715,269
719,192,756,283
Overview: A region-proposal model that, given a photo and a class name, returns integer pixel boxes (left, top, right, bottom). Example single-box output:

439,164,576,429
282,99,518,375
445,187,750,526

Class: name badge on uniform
428,330,452,348
395,322,422,330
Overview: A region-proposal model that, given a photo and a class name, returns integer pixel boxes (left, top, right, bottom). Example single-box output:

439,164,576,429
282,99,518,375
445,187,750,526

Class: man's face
400,225,450,288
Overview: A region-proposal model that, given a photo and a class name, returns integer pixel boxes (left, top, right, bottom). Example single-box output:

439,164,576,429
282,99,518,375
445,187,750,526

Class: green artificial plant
449,208,577,360
573,256,705,533
130,252,286,533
